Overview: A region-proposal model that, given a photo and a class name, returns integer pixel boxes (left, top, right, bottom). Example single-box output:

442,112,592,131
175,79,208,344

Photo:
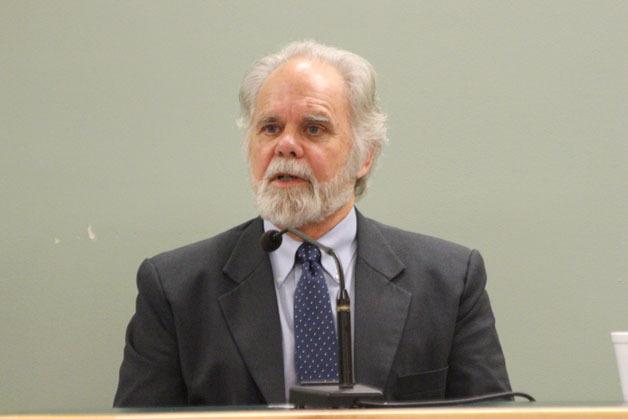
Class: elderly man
114,41,511,407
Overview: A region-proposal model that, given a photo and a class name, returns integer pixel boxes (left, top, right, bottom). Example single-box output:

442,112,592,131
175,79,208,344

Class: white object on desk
611,331,628,402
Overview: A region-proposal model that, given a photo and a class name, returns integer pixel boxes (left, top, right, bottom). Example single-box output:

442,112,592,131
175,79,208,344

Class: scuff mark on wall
87,224,97,241
54,238,61,244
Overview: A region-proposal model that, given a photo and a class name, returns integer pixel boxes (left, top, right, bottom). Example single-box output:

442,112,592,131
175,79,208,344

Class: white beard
251,158,356,229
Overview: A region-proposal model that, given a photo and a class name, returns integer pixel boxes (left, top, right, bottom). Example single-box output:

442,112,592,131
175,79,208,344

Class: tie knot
296,242,322,264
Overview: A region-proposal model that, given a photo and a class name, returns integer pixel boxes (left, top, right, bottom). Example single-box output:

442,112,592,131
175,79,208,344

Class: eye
261,124,281,135
305,125,323,135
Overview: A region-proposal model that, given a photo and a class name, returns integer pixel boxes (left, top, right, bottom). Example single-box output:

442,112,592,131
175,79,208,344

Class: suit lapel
216,212,410,400
354,211,411,392
219,218,285,403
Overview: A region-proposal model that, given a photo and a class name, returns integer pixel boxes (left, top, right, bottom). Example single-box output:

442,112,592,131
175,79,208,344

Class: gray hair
238,40,388,198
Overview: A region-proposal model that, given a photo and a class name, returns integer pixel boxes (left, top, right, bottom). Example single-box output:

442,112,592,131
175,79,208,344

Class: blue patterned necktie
294,242,339,384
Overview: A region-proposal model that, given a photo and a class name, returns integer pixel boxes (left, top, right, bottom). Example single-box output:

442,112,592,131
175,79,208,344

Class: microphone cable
354,391,535,408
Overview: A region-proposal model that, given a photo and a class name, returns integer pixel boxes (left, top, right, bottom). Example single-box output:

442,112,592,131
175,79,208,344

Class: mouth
274,173,302,181
270,173,308,186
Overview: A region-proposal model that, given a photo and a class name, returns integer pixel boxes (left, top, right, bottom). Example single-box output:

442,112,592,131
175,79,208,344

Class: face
247,58,371,228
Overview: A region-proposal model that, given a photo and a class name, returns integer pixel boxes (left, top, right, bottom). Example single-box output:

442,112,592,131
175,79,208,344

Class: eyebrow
255,114,333,127
254,116,281,129
303,114,332,124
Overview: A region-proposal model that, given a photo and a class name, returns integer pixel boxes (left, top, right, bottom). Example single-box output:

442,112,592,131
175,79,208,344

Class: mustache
263,159,315,183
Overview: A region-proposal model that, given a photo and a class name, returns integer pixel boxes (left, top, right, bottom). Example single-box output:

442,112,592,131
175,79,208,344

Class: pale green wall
1,0,627,412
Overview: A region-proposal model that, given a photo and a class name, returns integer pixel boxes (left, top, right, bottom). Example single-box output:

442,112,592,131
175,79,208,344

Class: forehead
253,58,350,119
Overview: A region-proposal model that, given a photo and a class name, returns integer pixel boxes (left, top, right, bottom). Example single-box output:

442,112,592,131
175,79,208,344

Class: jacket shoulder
140,218,261,291
363,217,474,264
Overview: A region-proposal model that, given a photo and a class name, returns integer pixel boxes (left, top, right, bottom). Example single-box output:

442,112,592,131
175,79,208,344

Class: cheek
248,140,273,180
309,159,332,181
307,147,348,181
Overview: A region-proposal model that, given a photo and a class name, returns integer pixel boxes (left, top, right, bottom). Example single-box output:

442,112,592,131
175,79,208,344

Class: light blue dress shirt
264,208,357,400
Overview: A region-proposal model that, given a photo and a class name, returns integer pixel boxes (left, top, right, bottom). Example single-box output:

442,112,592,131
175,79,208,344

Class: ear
356,148,375,179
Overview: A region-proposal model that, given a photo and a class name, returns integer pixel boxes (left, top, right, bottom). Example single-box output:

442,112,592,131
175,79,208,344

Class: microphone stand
261,228,383,408
261,228,535,408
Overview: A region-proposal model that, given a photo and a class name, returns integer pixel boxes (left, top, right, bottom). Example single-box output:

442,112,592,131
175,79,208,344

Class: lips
273,173,304,182
263,159,313,186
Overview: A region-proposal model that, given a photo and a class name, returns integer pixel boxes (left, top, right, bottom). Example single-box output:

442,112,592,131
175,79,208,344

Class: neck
291,198,355,240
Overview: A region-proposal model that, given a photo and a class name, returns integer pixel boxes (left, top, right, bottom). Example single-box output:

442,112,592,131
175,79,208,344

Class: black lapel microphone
260,227,354,388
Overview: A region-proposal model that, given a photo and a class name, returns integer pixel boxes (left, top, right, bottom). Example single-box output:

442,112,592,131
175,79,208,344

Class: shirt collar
264,207,357,287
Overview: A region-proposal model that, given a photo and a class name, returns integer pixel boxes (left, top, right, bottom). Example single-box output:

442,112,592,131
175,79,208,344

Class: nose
275,131,304,159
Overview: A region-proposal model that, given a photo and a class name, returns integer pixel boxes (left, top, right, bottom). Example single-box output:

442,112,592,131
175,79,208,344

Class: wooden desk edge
4,406,628,419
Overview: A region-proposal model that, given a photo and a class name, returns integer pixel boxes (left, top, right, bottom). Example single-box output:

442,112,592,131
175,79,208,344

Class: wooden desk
3,405,628,419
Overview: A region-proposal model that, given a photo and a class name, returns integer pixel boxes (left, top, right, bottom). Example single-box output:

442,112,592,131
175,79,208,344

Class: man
114,41,510,407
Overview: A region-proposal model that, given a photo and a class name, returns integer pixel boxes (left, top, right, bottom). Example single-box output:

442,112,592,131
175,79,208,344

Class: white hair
238,40,388,198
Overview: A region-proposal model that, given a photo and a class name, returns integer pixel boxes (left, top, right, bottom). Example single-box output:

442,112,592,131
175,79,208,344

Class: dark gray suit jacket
114,211,510,406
